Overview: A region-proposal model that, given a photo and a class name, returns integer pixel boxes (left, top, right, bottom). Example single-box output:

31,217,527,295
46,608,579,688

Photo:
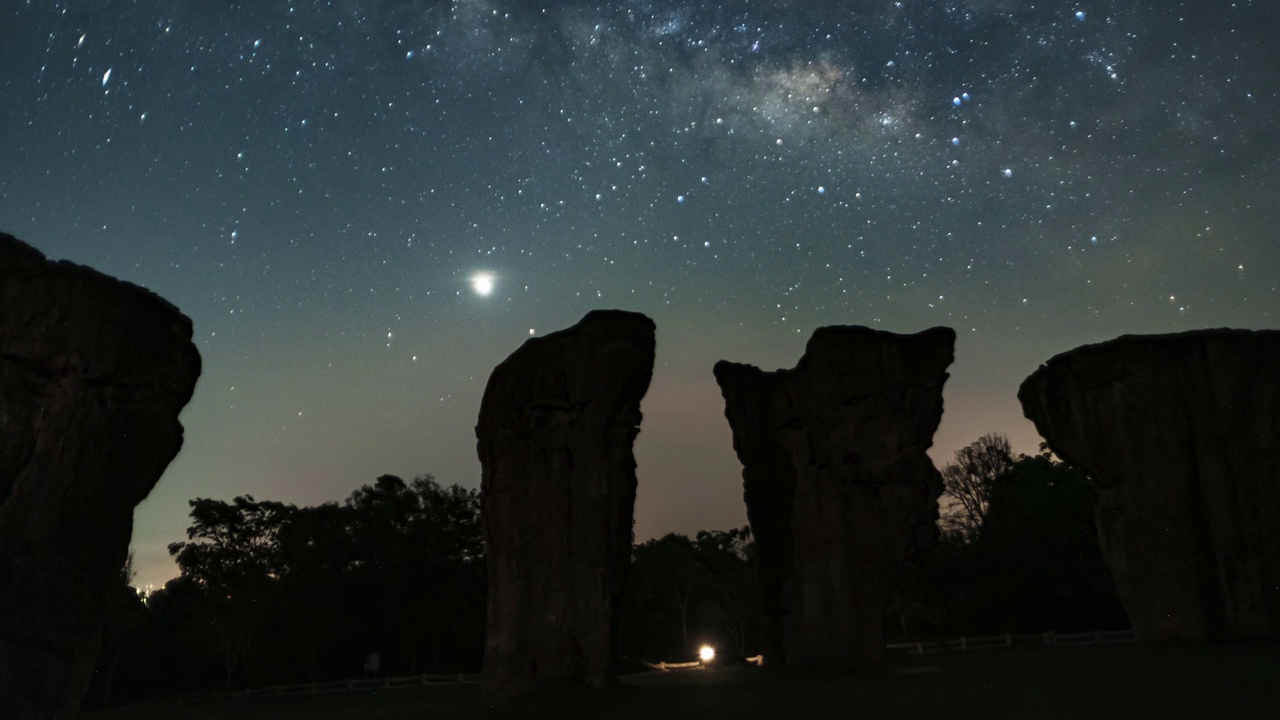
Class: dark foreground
87,643,1280,720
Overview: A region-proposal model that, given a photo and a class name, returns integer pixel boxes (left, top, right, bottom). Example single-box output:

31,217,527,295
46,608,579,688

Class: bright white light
471,273,494,296
699,645,716,662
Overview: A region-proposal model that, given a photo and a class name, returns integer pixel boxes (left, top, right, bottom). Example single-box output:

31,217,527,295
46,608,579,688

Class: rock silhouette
715,326,953,667
1019,329,1280,642
476,310,655,698
0,232,201,719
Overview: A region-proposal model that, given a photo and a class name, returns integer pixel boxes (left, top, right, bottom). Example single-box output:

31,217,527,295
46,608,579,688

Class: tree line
85,433,1128,709
87,475,486,708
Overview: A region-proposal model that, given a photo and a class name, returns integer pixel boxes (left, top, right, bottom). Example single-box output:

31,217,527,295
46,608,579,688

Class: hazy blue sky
3,0,1277,590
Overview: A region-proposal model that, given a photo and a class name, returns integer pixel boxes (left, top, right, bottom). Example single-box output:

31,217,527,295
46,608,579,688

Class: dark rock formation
1019,329,1280,642
476,310,655,698
0,232,201,719
715,326,953,667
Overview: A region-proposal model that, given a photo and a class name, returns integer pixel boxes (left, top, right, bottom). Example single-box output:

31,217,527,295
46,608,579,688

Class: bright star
471,272,495,296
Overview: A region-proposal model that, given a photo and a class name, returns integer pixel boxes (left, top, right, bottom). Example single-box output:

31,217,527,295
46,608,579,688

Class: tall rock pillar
476,310,655,698
1019,329,1280,641
715,326,953,667
0,233,201,719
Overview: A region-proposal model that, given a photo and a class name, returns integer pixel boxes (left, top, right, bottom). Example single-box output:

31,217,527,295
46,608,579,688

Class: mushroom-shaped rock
715,325,953,667
1019,329,1280,642
476,310,655,698
1,232,201,719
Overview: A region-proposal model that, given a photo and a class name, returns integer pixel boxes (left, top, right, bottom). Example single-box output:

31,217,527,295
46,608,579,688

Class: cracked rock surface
476,310,654,699
1,232,201,719
715,325,953,667
1020,329,1280,641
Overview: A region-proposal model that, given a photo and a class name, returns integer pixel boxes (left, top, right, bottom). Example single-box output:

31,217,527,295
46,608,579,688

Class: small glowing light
699,645,716,663
528,328,536,335
471,272,495,296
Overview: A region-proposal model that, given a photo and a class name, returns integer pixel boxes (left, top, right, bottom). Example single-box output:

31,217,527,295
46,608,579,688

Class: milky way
2,0,1277,589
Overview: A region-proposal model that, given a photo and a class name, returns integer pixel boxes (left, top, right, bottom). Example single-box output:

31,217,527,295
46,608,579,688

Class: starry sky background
2,0,1278,590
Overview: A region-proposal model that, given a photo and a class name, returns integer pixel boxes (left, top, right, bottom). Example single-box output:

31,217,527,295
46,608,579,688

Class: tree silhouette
895,443,1127,637
156,478,484,687
168,496,295,687
940,432,1014,541
624,529,761,662
692,527,759,658
631,534,703,652
976,450,1126,632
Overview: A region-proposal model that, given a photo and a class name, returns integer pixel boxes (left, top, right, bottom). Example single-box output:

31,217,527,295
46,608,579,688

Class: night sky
3,1,1277,591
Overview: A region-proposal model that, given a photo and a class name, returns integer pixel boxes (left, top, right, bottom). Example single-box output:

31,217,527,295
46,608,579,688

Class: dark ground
87,643,1280,720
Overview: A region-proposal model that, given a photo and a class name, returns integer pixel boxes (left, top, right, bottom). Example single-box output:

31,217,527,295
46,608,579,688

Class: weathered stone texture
1,232,201,719
715,326,953,667
476,310,655,698
1019,329,1280,642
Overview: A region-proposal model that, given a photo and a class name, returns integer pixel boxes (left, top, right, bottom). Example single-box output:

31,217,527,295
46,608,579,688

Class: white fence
243,629,1137,695
628,655,765,671
243,672,480,697
887,629,1136,655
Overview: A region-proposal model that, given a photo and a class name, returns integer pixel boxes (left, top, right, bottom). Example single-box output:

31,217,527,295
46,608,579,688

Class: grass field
87,643,1280,719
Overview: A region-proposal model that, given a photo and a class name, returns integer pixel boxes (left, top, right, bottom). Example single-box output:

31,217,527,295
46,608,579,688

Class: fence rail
243,672,480,697
887,629,1135,655
243,629,1137,696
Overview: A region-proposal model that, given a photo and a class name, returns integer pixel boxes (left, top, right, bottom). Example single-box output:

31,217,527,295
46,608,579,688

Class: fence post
1005,633,1012,647
915,642,923,655
960,637,967,651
